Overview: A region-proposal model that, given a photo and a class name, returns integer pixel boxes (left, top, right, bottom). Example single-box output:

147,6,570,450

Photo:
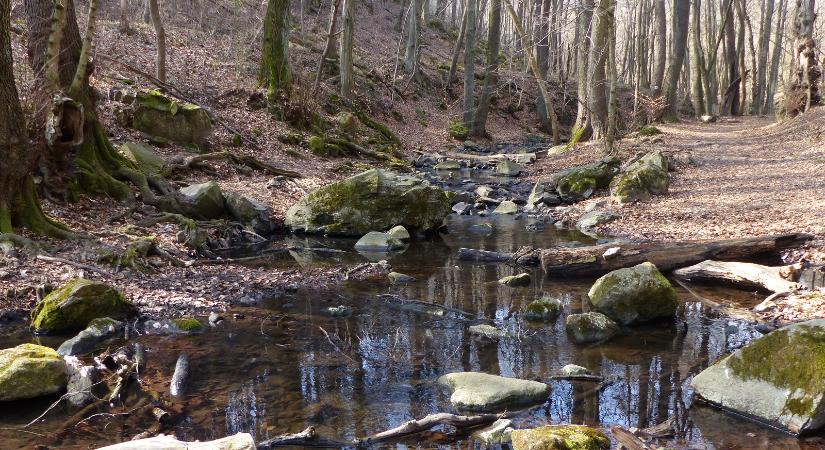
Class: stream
1,178,824,449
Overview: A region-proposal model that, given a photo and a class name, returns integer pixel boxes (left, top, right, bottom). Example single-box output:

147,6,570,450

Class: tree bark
313,0,341,92
650,0,666,94
764,0,787,113
586,0,611,140
119,0,131,33
339,0,355,98
462,0,477,127
446,4,467,92
260,0,291,100
752,0,775,114
573,0,593,138
148,0,165,83
784,0,820,116
470,0,501,137
674,260,801,294
404,0,420,73
661,0,690,120
690,0,706,116
540,233,812,277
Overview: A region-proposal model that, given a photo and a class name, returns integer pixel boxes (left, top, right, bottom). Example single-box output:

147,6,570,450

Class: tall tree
404,0,421,73
690,0,706,116
148,0,166,82
119,0,131,33
784,0,820,116
260,0,291,101
764,0,787,113
752,0,775,115
660,0,690,120
573,0,594,138
471,0,502,137
587,0,612,140
462,0,477,127
339,0,355,98
650,0,666,94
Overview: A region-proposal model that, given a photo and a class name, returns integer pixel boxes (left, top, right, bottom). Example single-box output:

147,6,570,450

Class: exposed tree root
0,179,73,239
168,151,302,178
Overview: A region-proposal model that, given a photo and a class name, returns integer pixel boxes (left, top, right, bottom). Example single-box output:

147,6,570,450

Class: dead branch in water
356,412,502,445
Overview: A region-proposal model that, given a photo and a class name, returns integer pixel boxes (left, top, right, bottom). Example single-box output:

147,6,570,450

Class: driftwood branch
674,279,763,323
355,412,501,446
35,254,110,275
673,260,801,294
257,427,346,448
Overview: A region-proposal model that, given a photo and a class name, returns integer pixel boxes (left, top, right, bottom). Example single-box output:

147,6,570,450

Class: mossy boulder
118,142,166,175
335,112,358,134
691,319,825,434
565,312,619,344
588,262,678,325
131,90,213,146
284,169,452,236
180,181,225,220
524,297,562,321
57,317,123,356
173,318,204,332
610,150,670,204
0,344,67,401
551,157,621,203
31,279,134,334
438,372,550,412
225,191,275,236
510,425,610,450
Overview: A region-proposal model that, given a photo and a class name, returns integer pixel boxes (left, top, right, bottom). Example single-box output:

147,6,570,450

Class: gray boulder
496,159,524,177
438,372,550,412
565,312,619,344
58,317,123,356
472,418,514,445
551,157,621,203
452,202,472,215
388,272,416,283
225,192,275,236
468,324,509,340
0,344,66,401
526,182,562,210
354,232,404,252
493,200,519,215
588,262,678,325
285,169,451,236
610,150,670,204
691,319,825,434
387,225,411,241
560,364,593,377
577,210,618,231
180,181,225,219
435,159,462,170
130,91,212,146
64,356,99,406
499,273,531,287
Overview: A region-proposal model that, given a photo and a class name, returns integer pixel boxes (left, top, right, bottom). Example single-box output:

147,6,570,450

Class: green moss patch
31,279,134,334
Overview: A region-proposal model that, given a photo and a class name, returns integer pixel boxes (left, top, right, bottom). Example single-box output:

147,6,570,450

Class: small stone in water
324,306,352,317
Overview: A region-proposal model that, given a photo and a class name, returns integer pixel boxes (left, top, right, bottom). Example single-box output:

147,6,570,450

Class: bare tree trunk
764,0,787,113
462,0,477,127
651,0,666,94
143,0,150,23
313,0,341,92
404,0,420,73
573,0,593,139
784,0,820,116
605,0,617,151
340,0,355,98
470,0,501,137
119,0,131,33
690,0,706,116
446,5,468,92
752,0,775,114
661,0,690,120
148,0,166,83
587,0,611,139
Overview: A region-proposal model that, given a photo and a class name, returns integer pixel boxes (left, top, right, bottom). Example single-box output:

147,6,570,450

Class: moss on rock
524,297,562,321
510,425,610,450
131,90,213,146
173,318,204,332
31,279,134,334
552,157,620,203
0,344,67,401
588,262,678,326
610,150,670,204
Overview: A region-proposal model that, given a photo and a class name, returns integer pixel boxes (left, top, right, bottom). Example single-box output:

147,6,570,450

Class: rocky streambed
1,147,823,449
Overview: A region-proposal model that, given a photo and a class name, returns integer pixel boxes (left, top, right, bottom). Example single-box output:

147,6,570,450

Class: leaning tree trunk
339,0,355,98
260,0,291,101
470,0,501,137
0,0,69,237
25,0,133,203
784,0,821,117
764,0,787,113
660,0,690,120
148,0,166,82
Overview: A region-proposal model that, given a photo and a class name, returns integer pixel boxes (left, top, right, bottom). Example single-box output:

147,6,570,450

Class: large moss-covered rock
510,425,610,450
31,279,134,334
588,262,678,325
438,372,550,412
118,142,166,175
610,150,670,204
524,297,562,321
565,312,619,344
551,157,620,203
691,319,825,434
285,169,451,236
225,191,275,236
131,90,212,146
0,344,67,401
180,181,225,220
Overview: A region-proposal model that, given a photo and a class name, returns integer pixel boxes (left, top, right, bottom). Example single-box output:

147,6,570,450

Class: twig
35,254,110,275
318,326,356,363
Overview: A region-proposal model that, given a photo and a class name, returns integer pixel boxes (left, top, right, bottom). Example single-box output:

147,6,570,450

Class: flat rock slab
438,372,549,412
691,319,825,434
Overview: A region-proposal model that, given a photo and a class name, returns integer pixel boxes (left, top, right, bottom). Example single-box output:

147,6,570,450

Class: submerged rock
691,319,825,434
610,150,670,204
354,231,404,252
524,297,562,321
0,344,67,401
577,210,618,231
388,272,416,283
551,157,621,203
588,262,678,325
560,364,593,377
31,279,133,334
57,317,123,356
180,181,225,220
130,90,212,146
565,312,619,344
468,324,508,340
499,273,531,287
285,169,451,236
225,192,275,236
493,200,519,215
472,418,514,444
64,356,98,407
510,425,610,450
438,372,550,412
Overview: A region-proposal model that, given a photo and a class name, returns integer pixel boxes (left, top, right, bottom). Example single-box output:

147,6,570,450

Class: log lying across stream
673,260,801,293
540,233,812,277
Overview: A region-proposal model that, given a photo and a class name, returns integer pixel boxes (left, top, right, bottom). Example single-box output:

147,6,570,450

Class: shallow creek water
1,213,823,449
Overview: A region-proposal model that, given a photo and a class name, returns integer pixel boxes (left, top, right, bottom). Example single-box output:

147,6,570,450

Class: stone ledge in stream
438,372,550,412
691,319,825,434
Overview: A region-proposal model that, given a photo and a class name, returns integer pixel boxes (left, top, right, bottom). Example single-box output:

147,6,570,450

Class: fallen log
541,233,812,277
673,260,801,293
674,279,763,323
610,426,654,450
257,427,347,448
458,248,541,265
97,432,255,449
355,412,501,446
